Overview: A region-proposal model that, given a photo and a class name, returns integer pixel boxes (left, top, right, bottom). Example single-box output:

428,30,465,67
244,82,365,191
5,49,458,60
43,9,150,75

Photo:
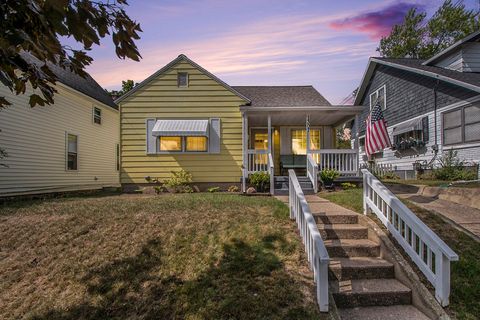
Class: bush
249,172,270,192
227,185,239,193
433,150,477,181
208,187,220,193
319,169,339,185
341,182,357,190
164,170,193,193
154,185,166,194
379,172,400,180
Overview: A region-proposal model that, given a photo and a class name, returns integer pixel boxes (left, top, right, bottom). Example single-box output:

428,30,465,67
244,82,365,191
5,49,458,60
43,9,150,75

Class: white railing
289,169,329,312
311,149,358,176
360,162,394,177
362,169,458,306
268,153,274,195
247,149,268,174
307,154,318,193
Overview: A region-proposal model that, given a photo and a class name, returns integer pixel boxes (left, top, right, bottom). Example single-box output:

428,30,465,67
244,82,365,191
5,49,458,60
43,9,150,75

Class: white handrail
307,154,318,193
310,149,358,176
289,169,329,312
268,152,274,195
362,169,458,306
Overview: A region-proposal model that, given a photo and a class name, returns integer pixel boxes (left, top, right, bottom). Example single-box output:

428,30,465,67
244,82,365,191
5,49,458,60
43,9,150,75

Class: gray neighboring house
354,31,480,178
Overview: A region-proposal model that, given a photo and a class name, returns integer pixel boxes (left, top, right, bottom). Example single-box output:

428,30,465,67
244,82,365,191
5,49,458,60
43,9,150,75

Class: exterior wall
356,64,480,173
0,84,120,196
119,59,246,184
436,50,463,71
461,42,480,72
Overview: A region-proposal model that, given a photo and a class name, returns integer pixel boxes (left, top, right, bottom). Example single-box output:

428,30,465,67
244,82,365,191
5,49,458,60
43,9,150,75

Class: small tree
106,79,137,99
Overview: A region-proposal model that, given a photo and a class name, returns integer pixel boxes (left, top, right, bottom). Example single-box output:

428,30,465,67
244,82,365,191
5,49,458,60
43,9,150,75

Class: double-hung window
443,104,480,145
67,133,78,170
93,107,102,124
369,85,386,110
291,129,320,155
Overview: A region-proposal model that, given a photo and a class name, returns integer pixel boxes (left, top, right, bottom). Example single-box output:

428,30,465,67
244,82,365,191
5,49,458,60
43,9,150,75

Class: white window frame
177,72,189,88
93,106,102,125
66,132,79,171
369,85,387,111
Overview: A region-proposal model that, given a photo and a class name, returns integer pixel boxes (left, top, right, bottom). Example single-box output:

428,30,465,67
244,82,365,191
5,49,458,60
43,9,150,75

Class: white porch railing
360,162,394,177
268,153,274,195
311,149,358,176
247,149,268,174
307,154,319,193
362,169,458,306
289,169,329,312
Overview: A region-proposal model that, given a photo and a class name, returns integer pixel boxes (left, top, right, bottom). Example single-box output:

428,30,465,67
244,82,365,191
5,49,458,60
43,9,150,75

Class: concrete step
318,224,368,240
338,305,430,320
313,212,358,224
324,239,380,258
329,257,394,281
331,278,411,308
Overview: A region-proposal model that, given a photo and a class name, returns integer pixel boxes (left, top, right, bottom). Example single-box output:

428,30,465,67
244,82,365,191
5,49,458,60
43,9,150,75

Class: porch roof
242,105,363,126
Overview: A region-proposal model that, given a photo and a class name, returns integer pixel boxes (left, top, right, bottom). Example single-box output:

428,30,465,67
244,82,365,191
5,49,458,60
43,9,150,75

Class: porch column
242,112,248,193
267,114,272,154
354,114,359,174
306,115,310,155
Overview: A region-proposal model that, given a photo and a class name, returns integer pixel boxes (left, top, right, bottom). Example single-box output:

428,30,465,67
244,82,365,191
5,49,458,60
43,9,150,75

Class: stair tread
329,257,393,269
318,224,367,230
324,239,379,248
338,305,430,320
331,278,411,295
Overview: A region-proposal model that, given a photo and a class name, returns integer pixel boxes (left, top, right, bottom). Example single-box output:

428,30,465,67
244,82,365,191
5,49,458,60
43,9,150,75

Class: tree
0,0,142,109
378,0,479,59
106,79,137,99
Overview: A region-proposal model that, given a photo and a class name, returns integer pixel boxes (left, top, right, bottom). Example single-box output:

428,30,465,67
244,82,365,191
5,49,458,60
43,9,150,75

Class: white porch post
267,114,274,195
242,112,248,193
354,114,360,175
267,114,272,154
306,115,310,156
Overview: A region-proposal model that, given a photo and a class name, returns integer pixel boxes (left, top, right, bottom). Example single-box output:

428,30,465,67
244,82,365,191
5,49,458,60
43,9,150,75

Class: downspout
429,79,440,166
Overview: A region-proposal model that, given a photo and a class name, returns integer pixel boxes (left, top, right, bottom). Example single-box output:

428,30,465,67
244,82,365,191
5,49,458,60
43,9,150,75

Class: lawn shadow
30,234,318,320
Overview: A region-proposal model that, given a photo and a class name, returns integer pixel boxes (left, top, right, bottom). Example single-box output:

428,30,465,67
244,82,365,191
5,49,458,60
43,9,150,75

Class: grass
0,193,322,320
320,188,480,320
382,179,480,188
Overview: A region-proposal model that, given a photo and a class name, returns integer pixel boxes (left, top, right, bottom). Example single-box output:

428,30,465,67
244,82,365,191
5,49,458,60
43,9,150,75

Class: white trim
177,72,189,88
92,106,102,125
369,84,386,111
423,30,480,66
65,131,79,172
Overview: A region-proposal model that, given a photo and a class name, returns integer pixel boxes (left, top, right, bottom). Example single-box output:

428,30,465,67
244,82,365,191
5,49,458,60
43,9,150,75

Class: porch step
338,305,430,320
331,278,412,308
324,239,380,258
274,176,314,195
313,212,358,224
318,224,368,240
329,257,394,281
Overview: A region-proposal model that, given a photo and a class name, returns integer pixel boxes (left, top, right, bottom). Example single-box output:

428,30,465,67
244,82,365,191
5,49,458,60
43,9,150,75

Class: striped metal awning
152,119,209,136
392,117,423,135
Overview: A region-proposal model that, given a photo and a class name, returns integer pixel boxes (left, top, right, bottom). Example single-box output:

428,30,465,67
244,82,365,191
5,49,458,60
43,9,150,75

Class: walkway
276,194,430,319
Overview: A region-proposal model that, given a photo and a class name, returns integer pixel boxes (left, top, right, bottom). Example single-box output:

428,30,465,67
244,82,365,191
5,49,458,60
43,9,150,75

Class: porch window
443,104,480,145
160,136,182,151
253,132,268,150
291,129,320,154
186,136,208,152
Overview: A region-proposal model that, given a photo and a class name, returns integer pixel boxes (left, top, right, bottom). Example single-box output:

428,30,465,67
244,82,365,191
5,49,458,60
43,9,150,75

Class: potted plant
319,169,339,190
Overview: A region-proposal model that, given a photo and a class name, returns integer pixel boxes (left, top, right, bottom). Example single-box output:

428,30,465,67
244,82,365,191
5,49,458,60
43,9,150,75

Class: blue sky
85,0,478,104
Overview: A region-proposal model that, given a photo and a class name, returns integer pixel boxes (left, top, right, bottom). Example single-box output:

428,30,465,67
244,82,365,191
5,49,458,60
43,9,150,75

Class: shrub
154,185,166,194
319,169,339,185
208,187,220,193
164,170,193,193
227,185,239,193
249,172,270,192
341,182,357,190
433,150,477,181
379,172,400,180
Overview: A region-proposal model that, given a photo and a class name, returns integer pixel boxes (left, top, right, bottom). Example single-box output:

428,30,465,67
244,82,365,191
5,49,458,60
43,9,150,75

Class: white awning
392,117,423,136
152,119,209,136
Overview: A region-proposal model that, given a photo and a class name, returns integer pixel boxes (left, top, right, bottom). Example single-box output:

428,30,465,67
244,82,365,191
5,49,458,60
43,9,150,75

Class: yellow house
0,54,120,197
117,55,362,194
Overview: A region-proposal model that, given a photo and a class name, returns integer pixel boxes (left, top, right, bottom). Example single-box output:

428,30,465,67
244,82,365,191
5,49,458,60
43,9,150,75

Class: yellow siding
0,84,120,196
119,59,246,184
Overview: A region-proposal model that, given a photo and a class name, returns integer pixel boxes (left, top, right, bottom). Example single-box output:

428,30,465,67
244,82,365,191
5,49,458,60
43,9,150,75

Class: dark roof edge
115,54,251,103
354,57,480,105
56,80,118,111
423,30,480,66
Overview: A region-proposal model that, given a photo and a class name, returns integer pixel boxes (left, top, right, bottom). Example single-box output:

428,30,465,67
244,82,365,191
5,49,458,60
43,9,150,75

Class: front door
249,128,281,175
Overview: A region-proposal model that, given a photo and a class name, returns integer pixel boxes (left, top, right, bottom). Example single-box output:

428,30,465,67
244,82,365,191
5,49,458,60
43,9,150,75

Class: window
359,137,365,152
443,104,480,145
177,72,188,87
116,143,120,171
291,129,320,155
67,133,78,170
186,136,207,152
159,136,182,151
93,107,102,124
250,129,268,150
369,85,386,110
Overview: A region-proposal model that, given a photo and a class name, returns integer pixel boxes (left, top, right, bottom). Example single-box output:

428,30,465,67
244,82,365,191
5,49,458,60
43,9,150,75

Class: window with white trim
67,133,78,170
177,72,188,87
93,107,102,124
159,136,208,152
443,103,480,145
369,85,386,110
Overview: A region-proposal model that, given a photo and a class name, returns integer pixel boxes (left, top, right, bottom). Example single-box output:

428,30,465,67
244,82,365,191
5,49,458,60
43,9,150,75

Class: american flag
365,105,391,157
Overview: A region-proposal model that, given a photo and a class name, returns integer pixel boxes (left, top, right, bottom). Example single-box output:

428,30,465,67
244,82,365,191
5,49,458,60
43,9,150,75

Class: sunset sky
85,0,478,104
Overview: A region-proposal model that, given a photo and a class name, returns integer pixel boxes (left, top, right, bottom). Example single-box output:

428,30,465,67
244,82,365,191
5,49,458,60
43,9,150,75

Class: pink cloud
329,2,424,40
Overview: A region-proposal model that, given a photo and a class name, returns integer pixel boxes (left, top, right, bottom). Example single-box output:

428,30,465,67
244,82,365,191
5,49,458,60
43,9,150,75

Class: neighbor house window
93,107,102,124
291,129,320,154
177,72,188,87
370,85,386,110
186,136,208,152
443,104,480,145
159,136,182,151
67,133,78,170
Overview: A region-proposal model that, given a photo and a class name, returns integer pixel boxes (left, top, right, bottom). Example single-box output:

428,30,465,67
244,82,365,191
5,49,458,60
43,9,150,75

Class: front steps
307,196,430,319
274,176,314,195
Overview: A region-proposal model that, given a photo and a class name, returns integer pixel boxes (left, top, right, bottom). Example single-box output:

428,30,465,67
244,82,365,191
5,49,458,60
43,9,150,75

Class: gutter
239,105,364,113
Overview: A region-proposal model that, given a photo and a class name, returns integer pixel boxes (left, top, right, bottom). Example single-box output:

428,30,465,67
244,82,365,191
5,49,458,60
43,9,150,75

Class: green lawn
0,194,322,320
320,188,480,320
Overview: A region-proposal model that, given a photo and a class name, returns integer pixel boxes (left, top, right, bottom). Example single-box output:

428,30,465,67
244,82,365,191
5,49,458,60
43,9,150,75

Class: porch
241,106,363,194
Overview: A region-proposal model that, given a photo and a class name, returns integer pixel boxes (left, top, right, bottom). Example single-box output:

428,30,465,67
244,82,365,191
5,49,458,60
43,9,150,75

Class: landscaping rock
193,185,200,193
246,187,256,194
